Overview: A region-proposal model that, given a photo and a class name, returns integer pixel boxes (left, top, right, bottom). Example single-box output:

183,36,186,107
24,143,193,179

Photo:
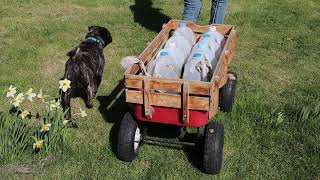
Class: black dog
61,26,112,123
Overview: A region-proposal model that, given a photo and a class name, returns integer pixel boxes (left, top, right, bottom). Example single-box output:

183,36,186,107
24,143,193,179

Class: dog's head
86,26,112,48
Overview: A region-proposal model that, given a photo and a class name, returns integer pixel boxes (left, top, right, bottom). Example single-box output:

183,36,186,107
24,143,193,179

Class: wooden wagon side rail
125,90,210,111
125,75,211,95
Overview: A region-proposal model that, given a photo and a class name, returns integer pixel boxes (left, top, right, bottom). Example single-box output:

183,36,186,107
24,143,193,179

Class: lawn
0,0,320,179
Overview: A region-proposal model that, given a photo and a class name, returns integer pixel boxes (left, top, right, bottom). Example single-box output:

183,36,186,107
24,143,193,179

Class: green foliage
0,109,69,164
0,112,31,163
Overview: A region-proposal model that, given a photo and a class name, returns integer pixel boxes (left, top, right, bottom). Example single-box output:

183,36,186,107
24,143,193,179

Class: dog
61,26,112,124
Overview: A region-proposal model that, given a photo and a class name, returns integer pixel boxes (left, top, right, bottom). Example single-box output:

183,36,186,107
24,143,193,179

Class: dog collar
85,35,105,48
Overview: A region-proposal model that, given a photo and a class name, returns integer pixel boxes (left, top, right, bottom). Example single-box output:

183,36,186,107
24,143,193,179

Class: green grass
1,0,320,179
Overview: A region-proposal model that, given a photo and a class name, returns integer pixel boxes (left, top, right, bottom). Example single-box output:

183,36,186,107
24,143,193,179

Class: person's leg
210,0,228,24
182,0,202,23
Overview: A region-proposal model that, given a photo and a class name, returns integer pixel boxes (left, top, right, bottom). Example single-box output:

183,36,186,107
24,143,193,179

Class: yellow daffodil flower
40,123,52,132
37,89,43,99
49,100,61,111
6,85,17,98
80,108,87,117
20,110,30,119
16,93,24,102
63,119,69,126
11,93,24,107
25,88,36,102
37,89,49,103
32,136,44,150
12,99,20,107
59,79,71,92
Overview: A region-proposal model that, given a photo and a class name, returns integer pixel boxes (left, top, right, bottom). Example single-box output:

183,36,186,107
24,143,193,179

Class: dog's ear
105,33,112,45
88,26,94,31
99,28,112,46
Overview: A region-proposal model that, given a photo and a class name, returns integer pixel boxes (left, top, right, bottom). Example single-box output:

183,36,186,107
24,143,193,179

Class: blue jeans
182,0,228,24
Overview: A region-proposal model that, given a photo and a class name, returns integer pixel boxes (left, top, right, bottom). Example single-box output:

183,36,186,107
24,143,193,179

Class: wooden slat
209,79,220,119
126,90,210,111
125,26,170,75
182,82,190,123
229,29,236,64
143,78,152,118
125,74,211,95
166,20,233,35
210,26,235,88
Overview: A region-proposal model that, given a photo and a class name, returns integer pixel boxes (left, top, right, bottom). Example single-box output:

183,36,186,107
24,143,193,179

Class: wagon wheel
203,121,224,174
117,112,142,161
219,72,237,112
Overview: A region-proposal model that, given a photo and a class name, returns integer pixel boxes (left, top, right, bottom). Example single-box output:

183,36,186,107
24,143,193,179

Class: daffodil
40,123,52,133
63,119,69,126
80,108,87,117
6,85,16,98
59,79,71,92
37,89,48,103
25,88,36,102
32,136,44,150
49,100,60,111
11,93,24,107
37,89,43,99
20,110,30,119
12,99,20,107
16,93,24,102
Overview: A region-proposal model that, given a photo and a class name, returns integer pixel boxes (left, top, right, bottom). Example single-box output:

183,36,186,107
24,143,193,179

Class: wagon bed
124,20,236,125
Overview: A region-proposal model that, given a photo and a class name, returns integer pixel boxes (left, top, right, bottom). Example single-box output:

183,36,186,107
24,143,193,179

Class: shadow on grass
97,80,128,155
97,81,203,171
130,0,171,32
142,124,203,172
182,133,204,172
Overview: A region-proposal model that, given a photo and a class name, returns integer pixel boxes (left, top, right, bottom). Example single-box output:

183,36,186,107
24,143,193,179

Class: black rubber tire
117,112,140,162
219,72,237,112
203,121,224,175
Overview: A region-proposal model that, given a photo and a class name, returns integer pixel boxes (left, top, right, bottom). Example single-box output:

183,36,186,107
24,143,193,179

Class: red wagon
117,20,237,174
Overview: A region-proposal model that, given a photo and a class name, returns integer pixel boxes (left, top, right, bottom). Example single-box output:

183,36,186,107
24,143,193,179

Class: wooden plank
229,29,236,64
125,90,210,111
125,27,170,75
125,74,211,95
166,20,233,35
209,79,220,119
182,82,190,124
210,26,235,88
143,78,152,118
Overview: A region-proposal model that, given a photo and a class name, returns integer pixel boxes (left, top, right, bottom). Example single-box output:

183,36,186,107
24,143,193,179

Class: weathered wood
125,74,211,95
165,20,233,35
124,20,236,117
125,27,170,75
143,78,152,118
126,90,210,111
210,26,235,88
182,82,190,124
229,29,236,64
